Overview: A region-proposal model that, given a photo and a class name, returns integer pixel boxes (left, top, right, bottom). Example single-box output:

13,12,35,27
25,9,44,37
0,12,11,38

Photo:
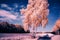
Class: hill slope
0,22,30,33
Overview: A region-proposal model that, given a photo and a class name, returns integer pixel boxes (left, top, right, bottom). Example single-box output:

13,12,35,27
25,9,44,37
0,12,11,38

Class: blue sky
0,0,60,32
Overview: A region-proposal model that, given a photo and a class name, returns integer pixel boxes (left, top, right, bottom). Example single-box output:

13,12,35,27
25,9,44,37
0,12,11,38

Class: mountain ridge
0,22,30,33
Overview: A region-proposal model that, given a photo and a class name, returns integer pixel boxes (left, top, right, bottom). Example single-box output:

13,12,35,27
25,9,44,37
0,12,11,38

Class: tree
20,0,49,35
52,19,60,34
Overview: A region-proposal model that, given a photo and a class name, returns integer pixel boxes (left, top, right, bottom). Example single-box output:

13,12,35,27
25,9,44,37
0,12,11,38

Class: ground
0,33,60,40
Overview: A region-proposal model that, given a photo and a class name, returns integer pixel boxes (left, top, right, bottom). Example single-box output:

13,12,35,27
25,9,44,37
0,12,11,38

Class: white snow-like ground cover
51,35,60,40
0,33,60,40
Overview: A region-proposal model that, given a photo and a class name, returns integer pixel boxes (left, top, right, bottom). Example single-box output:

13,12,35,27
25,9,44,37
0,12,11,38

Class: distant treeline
0,22,30,33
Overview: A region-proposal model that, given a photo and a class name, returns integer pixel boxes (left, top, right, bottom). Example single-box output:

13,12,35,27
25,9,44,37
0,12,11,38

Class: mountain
0,22,30,33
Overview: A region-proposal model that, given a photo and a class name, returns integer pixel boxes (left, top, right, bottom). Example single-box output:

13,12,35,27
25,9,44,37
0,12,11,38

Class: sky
0,0,60,32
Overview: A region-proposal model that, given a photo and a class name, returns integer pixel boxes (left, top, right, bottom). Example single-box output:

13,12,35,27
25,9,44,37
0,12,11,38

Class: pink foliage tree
20,0,49,34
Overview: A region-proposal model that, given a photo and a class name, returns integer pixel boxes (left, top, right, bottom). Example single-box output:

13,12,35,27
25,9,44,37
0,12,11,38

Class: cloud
13,3,18,8
1,4,8,8
0,10,22,24
0,4,22,24
20,5,26,8
7,7,12,10
0,10,17,20
1,4,12,11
